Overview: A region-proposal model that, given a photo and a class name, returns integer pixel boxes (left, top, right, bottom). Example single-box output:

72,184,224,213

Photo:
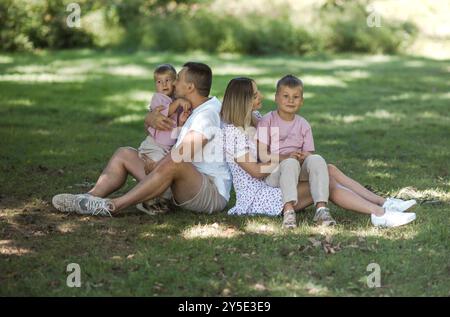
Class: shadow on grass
0,50,449,296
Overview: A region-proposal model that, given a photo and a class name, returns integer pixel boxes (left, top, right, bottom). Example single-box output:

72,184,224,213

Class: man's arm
172,130,208,162
145,106,176,131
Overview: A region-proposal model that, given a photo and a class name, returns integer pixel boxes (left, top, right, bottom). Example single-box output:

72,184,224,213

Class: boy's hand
290,151,311,163
141,155,156,175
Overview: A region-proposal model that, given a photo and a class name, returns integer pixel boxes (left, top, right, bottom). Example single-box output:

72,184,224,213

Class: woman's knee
327,164,339,177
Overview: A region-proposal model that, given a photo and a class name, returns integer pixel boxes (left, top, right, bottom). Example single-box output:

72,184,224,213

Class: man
52,62,231,216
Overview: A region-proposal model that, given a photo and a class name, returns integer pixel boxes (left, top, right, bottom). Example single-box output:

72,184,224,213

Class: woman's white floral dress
222,123,283,216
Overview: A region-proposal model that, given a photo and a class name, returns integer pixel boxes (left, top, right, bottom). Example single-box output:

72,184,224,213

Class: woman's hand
145,106,175,131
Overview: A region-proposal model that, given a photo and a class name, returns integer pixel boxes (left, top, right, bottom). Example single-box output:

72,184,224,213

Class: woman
220,77,417,228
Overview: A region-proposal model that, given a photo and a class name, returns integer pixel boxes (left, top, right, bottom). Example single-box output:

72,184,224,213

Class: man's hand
145,106,175,131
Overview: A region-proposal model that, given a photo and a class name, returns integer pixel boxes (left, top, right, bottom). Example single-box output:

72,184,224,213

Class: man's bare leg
88,147,146,198
328,164,386,206
110,155,204,212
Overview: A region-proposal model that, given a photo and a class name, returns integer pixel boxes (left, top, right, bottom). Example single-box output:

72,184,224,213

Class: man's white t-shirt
175,96,232,201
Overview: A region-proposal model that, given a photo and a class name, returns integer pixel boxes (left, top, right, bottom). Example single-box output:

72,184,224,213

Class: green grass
0,49,449,296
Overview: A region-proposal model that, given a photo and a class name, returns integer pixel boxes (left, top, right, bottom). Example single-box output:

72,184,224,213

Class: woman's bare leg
88,147,146,198
293,181,314,211
328,176,384,216
293,176,384,216
328,164,386,206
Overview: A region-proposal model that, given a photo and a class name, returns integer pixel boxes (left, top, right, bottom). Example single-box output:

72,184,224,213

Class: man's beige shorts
172,173,227,214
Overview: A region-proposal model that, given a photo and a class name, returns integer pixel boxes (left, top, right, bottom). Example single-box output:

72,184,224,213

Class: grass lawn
0,50,449,296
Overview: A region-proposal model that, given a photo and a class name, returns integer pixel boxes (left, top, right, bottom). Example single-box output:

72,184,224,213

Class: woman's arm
235,152,277,179
257,141,291,163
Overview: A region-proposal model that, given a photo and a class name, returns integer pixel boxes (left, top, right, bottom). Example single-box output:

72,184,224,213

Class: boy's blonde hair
221,77,254,129
154,64,177,79
276,74,303,97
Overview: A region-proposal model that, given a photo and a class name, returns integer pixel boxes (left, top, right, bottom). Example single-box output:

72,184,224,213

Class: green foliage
320,1,417,54
1,0,417,54
0,0,94,51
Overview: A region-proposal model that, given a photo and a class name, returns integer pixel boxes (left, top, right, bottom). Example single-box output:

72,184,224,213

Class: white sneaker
383,197,417,213
371,210,416,228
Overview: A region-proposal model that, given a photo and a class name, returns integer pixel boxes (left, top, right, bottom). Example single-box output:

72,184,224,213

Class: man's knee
114,146,136,160
154,154,179,175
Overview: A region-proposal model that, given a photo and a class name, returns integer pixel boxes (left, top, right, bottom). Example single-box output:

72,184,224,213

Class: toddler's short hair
276,74,303,97
154,64,177,78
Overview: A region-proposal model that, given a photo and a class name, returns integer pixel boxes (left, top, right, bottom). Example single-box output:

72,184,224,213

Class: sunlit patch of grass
181,222,242,239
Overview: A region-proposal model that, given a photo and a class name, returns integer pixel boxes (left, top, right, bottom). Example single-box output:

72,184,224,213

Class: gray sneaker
73,195,114,217
282,209,297,229
52,193,91,212
52,193,113,217
313,207,336,226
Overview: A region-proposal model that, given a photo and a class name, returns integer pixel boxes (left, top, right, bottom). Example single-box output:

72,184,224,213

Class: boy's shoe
52,193,92,212
313,207,336,226
371,210,416,228
136,198,170,216
282,209,297,229
52,193,113,217
383,198,417,213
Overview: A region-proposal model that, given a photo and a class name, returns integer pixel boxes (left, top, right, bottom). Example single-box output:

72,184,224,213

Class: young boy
137,64,191,214
257,75,335,228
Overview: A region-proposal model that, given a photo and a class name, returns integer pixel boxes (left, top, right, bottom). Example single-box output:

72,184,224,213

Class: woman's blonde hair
221,77,254,128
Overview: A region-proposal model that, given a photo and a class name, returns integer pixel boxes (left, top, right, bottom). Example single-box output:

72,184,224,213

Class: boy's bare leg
328,164,385,206
88,147,146,198
110,155,204,212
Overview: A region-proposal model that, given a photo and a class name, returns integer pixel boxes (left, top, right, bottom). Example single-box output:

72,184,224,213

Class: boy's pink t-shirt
147,93,178,147
256,110,315,155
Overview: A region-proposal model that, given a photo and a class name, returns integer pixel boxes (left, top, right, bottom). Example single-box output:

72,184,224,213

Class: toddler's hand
178,98,192,113
141,155,156,175
178,109,192,126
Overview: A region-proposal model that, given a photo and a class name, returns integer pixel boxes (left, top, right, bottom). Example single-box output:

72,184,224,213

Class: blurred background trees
1,0,447,56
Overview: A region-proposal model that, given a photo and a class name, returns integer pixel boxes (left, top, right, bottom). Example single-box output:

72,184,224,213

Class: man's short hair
276,74,303,96
183,62,212,97
154,64,177,78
